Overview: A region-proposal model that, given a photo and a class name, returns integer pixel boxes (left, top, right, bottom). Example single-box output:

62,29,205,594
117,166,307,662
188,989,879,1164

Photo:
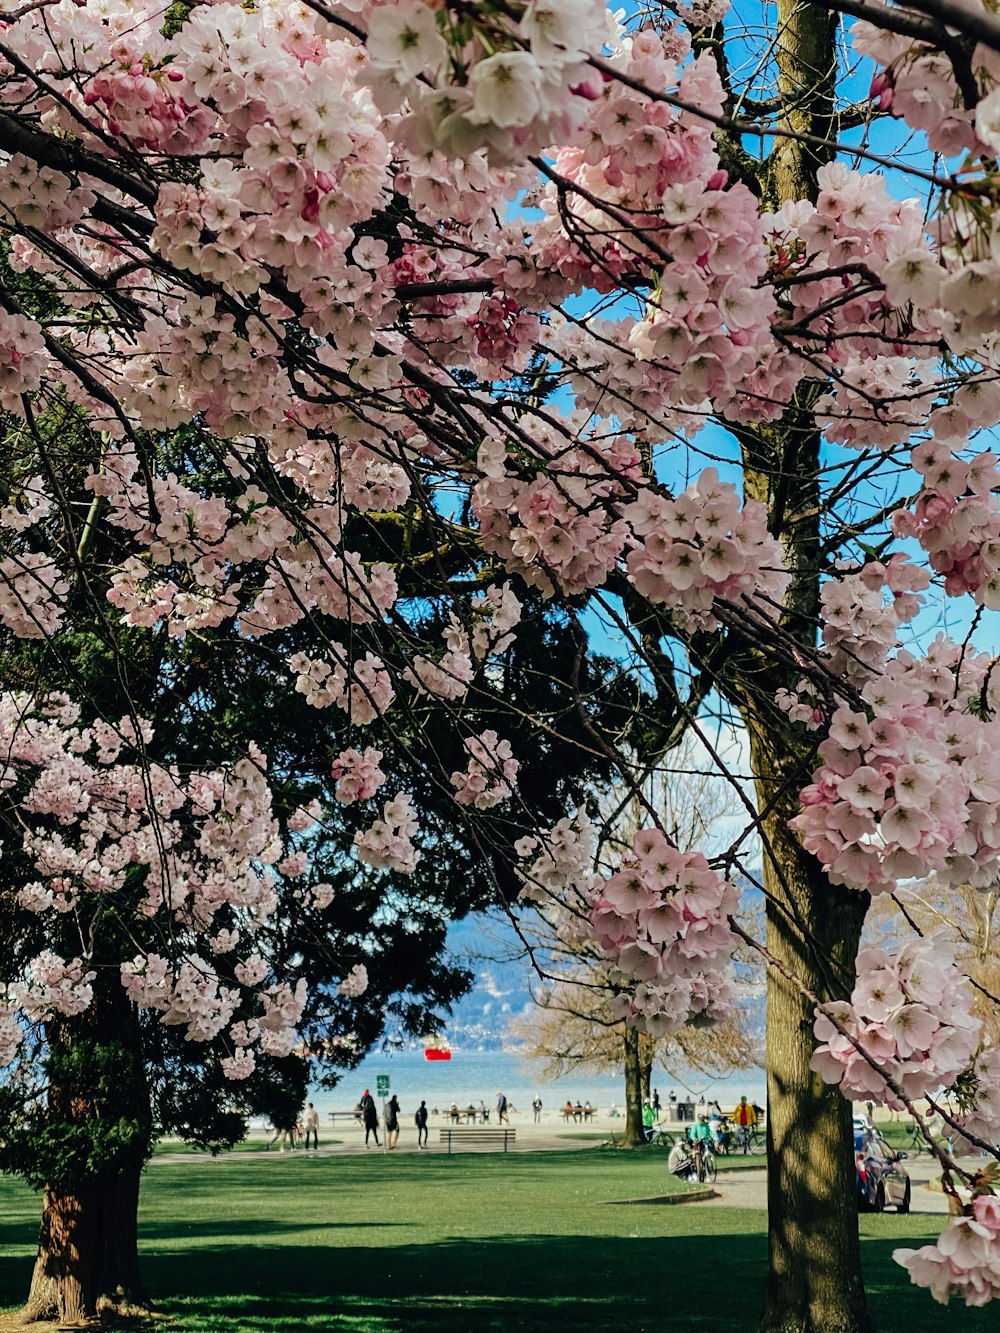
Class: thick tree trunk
15,979,153,1325
748,738,873,1333
20,1167,149,1325
622,1024,646,1147
730,0,874,1322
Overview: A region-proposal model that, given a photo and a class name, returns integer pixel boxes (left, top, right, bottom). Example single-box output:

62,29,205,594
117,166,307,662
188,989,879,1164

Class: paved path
153,1119,606,1164
152,1122,981,1218
703,1158,969,1215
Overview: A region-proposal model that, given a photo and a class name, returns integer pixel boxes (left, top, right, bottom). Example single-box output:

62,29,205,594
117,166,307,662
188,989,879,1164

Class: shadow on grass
152,1227,1000,1333
2,1198,996,1333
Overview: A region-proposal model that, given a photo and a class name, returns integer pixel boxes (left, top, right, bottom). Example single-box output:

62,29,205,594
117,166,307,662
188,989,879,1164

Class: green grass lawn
0,1150,991,1333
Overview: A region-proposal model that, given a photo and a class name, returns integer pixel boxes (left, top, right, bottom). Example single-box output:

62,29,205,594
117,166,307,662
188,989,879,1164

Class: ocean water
308,1048,767,1117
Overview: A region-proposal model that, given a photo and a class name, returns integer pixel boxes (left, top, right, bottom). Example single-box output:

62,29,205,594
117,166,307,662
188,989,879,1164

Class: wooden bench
328,1110,361,1123
439,1127,516,1154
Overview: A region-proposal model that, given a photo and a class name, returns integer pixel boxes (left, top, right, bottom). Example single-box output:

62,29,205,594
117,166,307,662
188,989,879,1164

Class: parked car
855,1128,911,1213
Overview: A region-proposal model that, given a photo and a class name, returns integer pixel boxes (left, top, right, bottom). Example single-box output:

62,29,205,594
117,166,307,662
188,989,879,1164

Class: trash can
678,1101,695,1122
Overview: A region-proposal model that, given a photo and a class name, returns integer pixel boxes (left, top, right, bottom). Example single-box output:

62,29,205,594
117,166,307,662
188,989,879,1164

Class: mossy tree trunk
18,982,153,1326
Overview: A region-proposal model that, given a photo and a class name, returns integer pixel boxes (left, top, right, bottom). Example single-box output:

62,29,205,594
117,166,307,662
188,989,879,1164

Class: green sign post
376,1075,390,1155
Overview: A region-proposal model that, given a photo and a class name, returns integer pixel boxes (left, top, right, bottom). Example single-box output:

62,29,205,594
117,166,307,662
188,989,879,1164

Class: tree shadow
151,1227,1000,1333
2,1206,995,1333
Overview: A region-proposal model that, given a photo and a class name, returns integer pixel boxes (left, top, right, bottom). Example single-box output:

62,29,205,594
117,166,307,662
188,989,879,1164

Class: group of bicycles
649,1117,765,1185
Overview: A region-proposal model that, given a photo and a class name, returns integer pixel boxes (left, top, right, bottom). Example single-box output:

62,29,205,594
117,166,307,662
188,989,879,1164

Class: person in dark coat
414,1100,429,1148
385,1094,400,1150
361,1089,379,1147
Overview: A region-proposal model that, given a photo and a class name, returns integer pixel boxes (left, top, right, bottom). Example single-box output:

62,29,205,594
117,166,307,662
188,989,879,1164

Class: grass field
0,1149,991,1333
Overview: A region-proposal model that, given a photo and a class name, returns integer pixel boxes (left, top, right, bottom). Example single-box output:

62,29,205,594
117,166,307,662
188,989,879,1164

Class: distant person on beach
415,1100,429,1148
562,1100,574,1122
532,1096,543,1123
361,1090,380,1147
385,1094,400,1150
303,1102,319,1150
497,1091,509,1124
652,1089,661,1114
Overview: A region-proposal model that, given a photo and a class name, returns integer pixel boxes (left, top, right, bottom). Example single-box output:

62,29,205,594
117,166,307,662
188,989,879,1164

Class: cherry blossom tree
6,0,1000,1328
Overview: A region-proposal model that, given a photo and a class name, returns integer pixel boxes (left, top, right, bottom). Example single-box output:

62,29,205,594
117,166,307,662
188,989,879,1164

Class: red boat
424,1046,452,1061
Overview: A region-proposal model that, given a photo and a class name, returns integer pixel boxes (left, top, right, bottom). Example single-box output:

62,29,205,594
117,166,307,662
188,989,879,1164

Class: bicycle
735,1123,766,1155
902,1122,925,1157
646,1123,676,1149
693,1139,717,1185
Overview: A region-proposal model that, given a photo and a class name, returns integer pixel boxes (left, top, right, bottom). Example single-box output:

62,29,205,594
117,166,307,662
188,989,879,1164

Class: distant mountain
440,877,765,1054
441,914,536,1051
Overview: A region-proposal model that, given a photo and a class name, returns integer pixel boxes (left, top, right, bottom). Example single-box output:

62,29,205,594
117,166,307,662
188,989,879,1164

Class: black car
854,1128,911,1212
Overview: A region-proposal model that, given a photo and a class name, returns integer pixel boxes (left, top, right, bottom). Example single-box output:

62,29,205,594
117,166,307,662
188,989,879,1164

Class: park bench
328,1110,362,1123
439,1127,517,1154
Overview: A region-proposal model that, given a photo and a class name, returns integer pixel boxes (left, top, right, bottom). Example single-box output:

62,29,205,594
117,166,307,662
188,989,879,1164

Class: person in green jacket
642,1100,656,1142
687,1114,714,1148
688,1114,714,1157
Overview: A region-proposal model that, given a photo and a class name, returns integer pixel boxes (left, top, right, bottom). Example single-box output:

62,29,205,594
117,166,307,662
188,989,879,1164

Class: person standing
361,1089,380,1148
532,1096,542,1123
652,1089,661,1115
733,1095,757,1152
303,1102,320,1151
497,1091,509,1124
385,1094,400,1150
414,1100,429,1148
642,1100,656,1142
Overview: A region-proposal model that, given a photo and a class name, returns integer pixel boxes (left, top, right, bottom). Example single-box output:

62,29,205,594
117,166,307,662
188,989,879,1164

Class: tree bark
20,1167,149,1325
747,723,873,1333
639,1039,653,1105
728,0,874,1325
622,1024,646,1147
15,982,153,1325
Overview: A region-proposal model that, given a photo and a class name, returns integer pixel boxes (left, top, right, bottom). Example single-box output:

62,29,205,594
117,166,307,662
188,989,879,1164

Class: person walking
268,1122,294,1152
497,1091,509,1124
532,1096,543,1123
414,1100,429,1148
385,1094,400,1150
361,1089,380,1147
303,1101,320,1151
